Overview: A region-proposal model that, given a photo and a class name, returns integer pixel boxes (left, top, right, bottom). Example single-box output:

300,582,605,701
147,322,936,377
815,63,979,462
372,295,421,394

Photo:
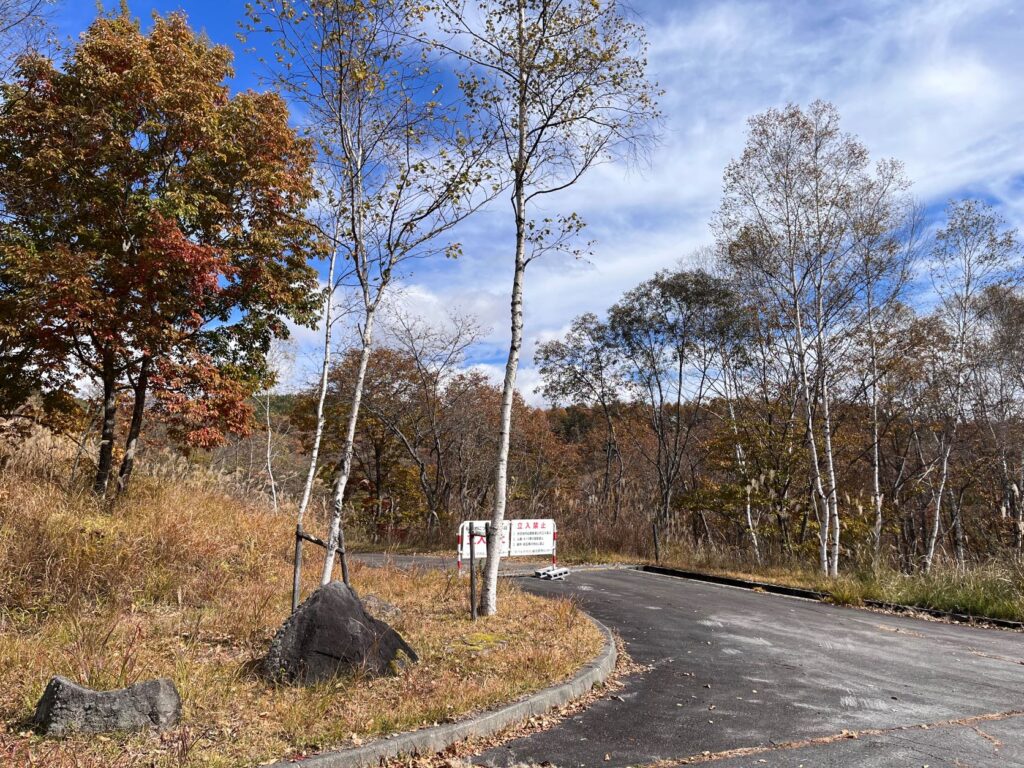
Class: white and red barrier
457,518,557,574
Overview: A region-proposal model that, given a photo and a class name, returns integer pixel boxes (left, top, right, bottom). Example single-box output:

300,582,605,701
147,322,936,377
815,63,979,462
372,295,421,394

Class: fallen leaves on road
385,634,644,768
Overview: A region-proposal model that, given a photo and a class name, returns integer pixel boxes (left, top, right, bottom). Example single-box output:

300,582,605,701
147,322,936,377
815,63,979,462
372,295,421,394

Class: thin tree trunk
116,356,151,495
1014,464,1023,556
924,437,953,572
479,0,527,618
819,372,840,577
724,364,760,564
69,404,100,488
949,486,966,568
867,306,885,567
479,242,525,615
292,249,337,610
264,389,278,513
93,350,118,496
321,305,377,585
792,298,829,574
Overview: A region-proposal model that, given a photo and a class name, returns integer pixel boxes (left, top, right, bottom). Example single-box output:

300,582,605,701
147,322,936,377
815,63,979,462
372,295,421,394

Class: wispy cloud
392,0,1024,404
79,1,1023,404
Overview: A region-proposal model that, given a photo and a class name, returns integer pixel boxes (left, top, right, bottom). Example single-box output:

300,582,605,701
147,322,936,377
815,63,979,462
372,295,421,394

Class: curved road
355,555,1024,767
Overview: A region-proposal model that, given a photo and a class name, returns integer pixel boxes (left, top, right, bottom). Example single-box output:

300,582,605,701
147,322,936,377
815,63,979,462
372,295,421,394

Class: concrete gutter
267,614,616,768
639,564,1024,631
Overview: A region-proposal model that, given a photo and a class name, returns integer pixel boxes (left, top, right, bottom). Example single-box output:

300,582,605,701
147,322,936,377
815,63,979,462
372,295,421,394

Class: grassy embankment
562,544,1024,624
0,435,602,767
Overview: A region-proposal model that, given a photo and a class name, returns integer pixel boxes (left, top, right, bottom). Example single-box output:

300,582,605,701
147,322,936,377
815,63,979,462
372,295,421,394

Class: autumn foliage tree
0,9,320,494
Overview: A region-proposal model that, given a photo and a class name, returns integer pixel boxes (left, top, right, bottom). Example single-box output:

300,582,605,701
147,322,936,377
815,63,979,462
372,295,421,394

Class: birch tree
922,200,1020,571
247,0,492,585
436,0,659,615
717,101,910,576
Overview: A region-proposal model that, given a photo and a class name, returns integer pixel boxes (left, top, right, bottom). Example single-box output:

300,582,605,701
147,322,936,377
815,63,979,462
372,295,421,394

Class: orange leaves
0,8,320,458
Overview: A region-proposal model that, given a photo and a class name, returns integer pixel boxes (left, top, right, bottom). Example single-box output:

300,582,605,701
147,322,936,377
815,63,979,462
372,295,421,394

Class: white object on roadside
535,566,570,581
457,519,558,574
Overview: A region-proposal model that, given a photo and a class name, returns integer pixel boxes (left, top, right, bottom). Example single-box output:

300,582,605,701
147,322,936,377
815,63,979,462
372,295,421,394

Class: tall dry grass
0,432,601,767
572,533,1024,623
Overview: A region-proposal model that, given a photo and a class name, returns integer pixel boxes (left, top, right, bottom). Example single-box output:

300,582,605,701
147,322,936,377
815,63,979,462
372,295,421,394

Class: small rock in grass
33,676,181,737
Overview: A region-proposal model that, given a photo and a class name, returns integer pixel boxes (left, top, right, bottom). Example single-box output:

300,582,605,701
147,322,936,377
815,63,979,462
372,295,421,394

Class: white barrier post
469,523,477,620
552,522,558,566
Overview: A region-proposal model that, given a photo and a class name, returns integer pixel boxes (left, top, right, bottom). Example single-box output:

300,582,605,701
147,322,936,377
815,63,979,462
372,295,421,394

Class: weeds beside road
0,436,601,767
562,546,1024,626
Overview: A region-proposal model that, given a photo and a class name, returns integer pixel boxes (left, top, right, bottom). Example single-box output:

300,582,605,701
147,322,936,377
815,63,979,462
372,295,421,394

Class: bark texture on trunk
321,307,377,585
116,357,150,496
479,0,528,618
93,351,118,496
479,243,525,615
293,250,337,611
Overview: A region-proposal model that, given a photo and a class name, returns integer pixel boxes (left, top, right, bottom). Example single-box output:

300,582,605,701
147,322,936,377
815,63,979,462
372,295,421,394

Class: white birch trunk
724,364,760,563
296,250,337,527
478,0,528,618
791,287,830,574
320,305,377,584
479,228,526,616
819,372,840,576
924,307,967,572
290,259,335,611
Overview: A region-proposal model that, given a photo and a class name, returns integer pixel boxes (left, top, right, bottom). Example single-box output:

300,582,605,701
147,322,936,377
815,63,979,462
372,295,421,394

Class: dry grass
0,434,602,767
569,542,1024,624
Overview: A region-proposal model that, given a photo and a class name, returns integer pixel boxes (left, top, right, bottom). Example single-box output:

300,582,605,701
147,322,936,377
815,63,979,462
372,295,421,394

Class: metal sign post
468,523,477,620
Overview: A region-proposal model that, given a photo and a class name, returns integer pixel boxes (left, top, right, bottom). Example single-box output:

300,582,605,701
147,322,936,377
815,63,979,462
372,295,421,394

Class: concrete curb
267,614,616,767
638,564,1024,631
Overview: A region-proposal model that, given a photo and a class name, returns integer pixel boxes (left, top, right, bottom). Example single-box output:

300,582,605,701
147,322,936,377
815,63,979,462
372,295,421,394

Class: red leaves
151,356,253,449
0,8,319,453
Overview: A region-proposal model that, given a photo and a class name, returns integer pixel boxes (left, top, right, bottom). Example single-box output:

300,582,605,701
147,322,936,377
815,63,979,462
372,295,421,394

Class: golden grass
572,542,1024,624
0,436,602,767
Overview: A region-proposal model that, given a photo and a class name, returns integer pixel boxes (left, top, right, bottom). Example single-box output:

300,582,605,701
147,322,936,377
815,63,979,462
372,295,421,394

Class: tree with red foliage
0,9,320,494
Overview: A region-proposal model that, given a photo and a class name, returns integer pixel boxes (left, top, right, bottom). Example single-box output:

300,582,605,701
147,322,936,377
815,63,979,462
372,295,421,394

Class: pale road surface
353,554,1024,767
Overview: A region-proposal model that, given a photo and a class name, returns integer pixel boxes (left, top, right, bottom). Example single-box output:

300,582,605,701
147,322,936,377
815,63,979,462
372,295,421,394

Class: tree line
0,0,658,616
265,102,1023,578
4,2,1018,599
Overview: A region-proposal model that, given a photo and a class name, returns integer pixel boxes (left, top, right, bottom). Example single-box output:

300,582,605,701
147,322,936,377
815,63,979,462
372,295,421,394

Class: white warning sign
508,519,556,556
457,519,556,561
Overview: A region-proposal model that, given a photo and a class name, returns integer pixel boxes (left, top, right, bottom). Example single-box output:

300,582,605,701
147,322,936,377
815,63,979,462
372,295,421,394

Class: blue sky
63,1,1024,401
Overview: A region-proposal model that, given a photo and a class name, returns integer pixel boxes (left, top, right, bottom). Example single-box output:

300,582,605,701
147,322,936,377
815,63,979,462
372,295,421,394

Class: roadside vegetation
0,435,602,768
0,12,1022,767
612,550,1024,624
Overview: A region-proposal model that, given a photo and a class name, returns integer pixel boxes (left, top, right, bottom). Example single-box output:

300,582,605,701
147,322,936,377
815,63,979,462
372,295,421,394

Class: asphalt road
353,555,1024,767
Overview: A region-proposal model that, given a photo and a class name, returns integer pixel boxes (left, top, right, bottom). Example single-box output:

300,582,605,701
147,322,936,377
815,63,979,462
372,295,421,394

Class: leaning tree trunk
115,356,151,495
320,305,377,586
292,248,337,610
93,350,118,496
479,239,525,616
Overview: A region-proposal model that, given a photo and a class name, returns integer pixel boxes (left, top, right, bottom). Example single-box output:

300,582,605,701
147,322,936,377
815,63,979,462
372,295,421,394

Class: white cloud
277,0,1024,405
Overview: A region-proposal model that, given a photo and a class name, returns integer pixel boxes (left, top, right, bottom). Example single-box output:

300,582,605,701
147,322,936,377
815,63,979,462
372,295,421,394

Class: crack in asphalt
641,710,1024,766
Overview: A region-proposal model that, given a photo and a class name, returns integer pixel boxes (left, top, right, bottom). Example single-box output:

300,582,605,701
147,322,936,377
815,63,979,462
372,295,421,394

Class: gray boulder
361,593,402,624
265,581,418,685
33,676,181,737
